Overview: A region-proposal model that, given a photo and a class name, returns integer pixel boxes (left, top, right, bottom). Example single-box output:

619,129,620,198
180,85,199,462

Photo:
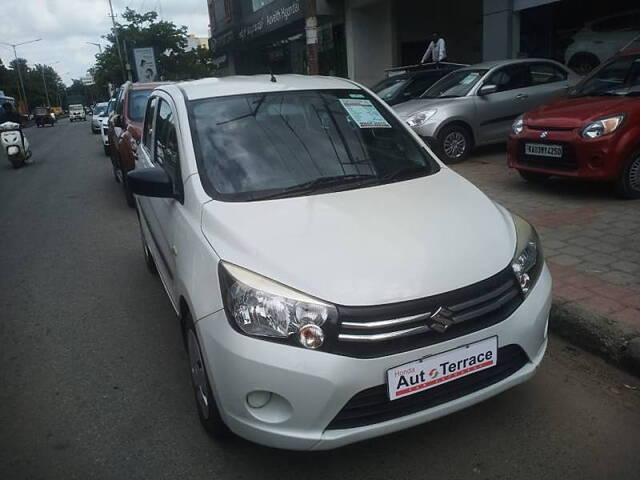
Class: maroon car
109,81,169,206
508,49,640,198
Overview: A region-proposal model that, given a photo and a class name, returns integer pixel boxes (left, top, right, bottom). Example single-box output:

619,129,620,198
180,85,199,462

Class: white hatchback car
128,75,551,450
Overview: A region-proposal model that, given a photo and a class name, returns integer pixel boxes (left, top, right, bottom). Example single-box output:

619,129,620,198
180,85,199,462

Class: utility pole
304,0,319,75
0,38,42,114
107,0,127,82
39,61,59,107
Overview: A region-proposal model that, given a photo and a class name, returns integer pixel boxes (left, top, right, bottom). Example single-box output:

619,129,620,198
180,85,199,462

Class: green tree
92,7,214,92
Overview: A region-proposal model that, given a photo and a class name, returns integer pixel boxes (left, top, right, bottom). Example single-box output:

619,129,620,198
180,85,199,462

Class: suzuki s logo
540,130,549,138
428,307,455,333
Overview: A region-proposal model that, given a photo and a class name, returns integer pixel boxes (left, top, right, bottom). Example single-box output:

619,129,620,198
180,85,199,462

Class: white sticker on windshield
461,72,480,85
339,99,391,128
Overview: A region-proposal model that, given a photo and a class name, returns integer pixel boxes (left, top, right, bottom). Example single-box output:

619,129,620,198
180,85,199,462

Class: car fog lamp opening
247,391,272,409
298,324,325,349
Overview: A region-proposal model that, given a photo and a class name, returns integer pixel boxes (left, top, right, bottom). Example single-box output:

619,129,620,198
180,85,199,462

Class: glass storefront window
252,0,275,11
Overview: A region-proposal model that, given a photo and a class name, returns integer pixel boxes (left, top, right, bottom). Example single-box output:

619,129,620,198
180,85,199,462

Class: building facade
207,0,639,85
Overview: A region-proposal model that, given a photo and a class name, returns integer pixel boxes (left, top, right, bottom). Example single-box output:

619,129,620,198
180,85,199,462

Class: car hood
393,98,462,119
201,169,516,306
525,96,631,128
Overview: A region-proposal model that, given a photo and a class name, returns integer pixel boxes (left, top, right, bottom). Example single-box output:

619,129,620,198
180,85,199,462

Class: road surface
1,120,639,480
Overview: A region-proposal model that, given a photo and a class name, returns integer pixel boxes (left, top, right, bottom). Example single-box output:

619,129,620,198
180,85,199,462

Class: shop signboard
238,0,304,42
133,47,159,82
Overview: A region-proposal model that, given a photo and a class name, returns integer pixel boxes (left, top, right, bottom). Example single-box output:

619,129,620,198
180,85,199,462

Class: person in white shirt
420,33,447,64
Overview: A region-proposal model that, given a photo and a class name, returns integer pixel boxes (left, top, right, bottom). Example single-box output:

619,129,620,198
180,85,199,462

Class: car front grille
331,266,522,358
326,344,528,430
518,141,578,171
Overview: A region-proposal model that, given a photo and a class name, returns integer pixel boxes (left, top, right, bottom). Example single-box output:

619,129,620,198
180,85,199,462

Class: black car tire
123,171,135,208
518,170,551,183
103,145,110,156
437,124,473,164
615,151,640,199
182,310,231,439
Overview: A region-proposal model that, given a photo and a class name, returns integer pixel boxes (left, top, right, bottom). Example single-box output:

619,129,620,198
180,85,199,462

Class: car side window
154,99,181,186
115,88,125,115
142,97,157,153
487,64,533,92
530,62,567,85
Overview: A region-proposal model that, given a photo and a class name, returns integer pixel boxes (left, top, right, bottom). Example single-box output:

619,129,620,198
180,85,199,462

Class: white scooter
0,121,31,168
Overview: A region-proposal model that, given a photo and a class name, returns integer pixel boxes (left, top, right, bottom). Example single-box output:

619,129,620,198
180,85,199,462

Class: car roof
130,81,169,90
462,58,565,70
170,74,359,101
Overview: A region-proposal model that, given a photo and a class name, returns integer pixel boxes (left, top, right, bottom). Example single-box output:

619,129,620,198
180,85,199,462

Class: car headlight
581,114,624,139
512,116,524,135
511,214,543,296
219,262,337,349
406,109,437,127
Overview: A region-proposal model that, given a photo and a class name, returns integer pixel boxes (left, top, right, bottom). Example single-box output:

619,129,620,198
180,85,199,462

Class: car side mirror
478,84,498,96
127,168,175,199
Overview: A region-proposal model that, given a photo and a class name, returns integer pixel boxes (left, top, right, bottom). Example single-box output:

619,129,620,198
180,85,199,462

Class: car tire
103,145,110,156
518,170,551,183
615,152,640,199
182,310,231,438
568,52,599,76
438,124,473,164
122,171,135,208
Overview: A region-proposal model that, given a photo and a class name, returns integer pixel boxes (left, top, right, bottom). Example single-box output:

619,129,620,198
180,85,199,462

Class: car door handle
515,93,528,100
170,245,178,257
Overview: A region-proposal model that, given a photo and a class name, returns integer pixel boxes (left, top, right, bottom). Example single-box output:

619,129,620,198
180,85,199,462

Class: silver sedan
394,58,581,163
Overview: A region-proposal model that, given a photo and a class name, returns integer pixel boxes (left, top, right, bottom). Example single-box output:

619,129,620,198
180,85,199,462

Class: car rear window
189,89,439,201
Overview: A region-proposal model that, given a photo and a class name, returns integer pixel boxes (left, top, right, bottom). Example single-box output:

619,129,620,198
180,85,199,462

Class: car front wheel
183,311,231,438
438,125,472,164
616,152,640,199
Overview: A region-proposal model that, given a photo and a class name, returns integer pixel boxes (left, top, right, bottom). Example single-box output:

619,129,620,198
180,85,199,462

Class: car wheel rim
443,131,466,158
187,330,210,420
629,157,640,192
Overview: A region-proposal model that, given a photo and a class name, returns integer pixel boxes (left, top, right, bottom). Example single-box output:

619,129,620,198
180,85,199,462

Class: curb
550,300,640,375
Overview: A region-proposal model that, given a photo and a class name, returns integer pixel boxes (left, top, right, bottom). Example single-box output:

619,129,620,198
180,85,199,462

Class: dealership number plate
386,337,498,401
525,143,562,158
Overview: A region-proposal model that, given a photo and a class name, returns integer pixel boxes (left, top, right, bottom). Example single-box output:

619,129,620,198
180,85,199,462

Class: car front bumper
196,264,552,450
508,129,625,181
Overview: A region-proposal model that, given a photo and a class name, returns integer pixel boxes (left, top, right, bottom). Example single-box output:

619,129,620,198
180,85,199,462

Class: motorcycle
1,121,32,168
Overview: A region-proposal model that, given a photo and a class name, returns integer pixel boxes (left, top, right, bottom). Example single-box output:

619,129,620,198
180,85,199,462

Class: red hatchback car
508,49,640,198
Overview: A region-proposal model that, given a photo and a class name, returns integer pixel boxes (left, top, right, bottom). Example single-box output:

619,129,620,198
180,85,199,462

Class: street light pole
106,0,127,83
39,61,60,107
87,42,103,54
0,38,42,113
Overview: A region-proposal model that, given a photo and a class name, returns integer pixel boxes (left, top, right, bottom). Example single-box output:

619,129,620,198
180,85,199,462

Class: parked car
371,63,466,106
34,107,55,127
508,49,640,198
69,104,86,122
565,10,640,75
91,102,109,133
127,75,551,450
394,59,580,162
100,117,110,156
108,81,169,206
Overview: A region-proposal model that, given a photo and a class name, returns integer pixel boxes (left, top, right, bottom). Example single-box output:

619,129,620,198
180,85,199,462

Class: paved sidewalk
451,145,640,370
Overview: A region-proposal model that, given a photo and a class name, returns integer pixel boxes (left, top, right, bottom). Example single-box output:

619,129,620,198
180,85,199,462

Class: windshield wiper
256,174,378,200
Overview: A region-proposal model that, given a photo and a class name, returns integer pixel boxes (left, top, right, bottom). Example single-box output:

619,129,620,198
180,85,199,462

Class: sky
0,0,209,86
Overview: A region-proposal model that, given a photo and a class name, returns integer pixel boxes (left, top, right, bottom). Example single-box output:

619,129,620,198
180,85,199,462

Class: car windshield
571,56,640,97
190,89,439,201
372,77,408,101
69,105,83,111
128,89,152,122
421,69,488,98
93,105,107,116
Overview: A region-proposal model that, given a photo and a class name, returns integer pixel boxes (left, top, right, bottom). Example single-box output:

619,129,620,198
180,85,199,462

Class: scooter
0,121,31,169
